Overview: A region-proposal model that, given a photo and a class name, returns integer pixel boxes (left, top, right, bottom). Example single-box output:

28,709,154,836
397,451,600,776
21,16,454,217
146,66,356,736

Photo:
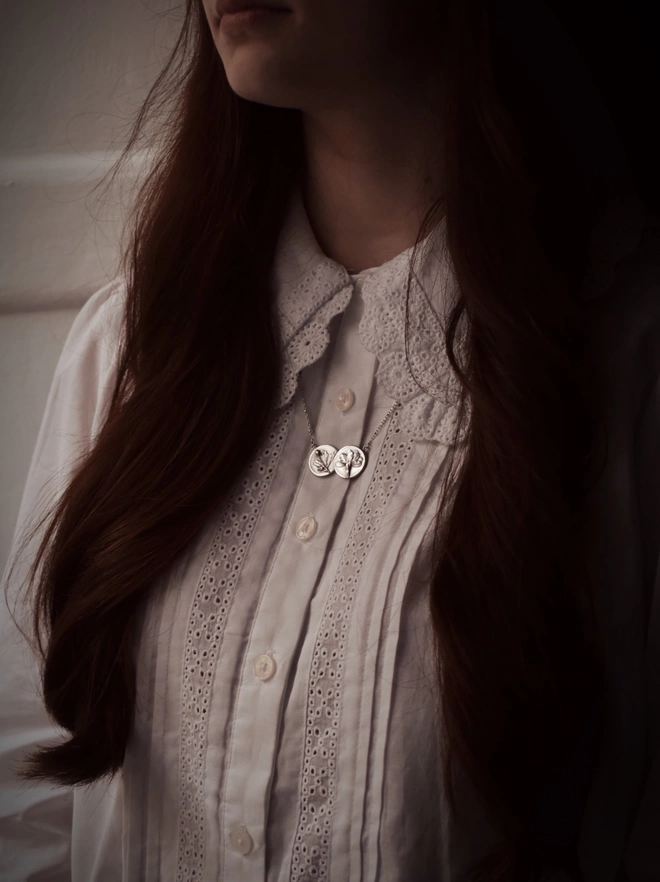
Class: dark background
550,1,660,214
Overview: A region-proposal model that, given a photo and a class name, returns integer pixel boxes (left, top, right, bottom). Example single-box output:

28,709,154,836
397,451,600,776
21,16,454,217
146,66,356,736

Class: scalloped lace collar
273,174,647,446
273,180,467,445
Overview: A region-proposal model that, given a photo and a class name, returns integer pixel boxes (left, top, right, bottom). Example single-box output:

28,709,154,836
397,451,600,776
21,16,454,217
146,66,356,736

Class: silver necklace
299,381,401,479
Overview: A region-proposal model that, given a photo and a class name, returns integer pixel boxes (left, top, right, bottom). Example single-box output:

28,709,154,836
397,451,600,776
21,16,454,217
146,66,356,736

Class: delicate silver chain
298,380,400,452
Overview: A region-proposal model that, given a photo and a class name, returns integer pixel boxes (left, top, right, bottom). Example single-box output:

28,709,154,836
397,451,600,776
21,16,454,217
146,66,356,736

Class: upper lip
217,0,290,15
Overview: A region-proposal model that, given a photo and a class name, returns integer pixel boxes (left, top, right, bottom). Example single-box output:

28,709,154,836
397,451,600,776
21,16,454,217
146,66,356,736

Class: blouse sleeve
0,278,126,881
621,285,660,880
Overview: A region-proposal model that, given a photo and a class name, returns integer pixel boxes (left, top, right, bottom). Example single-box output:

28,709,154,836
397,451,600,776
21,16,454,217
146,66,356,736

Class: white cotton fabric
1,173,660,882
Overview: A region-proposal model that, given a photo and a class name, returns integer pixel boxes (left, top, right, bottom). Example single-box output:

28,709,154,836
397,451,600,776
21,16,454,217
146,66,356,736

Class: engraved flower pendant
308,444,338,477
333,445,366,479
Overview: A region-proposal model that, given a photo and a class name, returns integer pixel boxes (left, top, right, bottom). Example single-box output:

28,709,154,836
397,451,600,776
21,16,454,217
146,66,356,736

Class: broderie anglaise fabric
289,411,415,881
176,406,294,880
276,261,353,410
275,191,471,448
356,231,471,448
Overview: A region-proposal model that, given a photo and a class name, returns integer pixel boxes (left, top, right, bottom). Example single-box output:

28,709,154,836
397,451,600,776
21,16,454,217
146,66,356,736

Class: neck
300,81,445,274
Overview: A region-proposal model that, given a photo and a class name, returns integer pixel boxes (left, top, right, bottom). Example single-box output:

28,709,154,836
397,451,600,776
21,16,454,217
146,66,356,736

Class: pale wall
0,0,171,572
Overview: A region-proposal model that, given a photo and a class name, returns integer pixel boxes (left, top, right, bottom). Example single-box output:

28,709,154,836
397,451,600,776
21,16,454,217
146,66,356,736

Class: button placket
224,395,370,863
222,291,376,878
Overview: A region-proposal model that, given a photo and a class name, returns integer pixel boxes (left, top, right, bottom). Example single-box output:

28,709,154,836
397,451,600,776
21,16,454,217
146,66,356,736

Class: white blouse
1,179,659,882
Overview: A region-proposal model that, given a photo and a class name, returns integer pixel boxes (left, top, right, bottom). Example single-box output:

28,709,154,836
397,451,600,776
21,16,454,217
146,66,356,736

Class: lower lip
220,8,291,34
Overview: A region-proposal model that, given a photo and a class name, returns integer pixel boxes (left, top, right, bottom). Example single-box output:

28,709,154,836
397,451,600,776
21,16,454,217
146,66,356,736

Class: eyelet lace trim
357,251,471,446
276,244,471,446
276,260,353,410
176,406,293,880
290,410,415,880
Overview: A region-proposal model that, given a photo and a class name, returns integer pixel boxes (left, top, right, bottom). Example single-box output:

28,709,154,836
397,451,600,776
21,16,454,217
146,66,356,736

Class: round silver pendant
333,445,366,479
308,444,338,477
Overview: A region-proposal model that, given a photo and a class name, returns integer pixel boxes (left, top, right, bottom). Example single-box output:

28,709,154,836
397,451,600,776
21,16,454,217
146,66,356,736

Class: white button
295,515,318,542
334,387,356,412
230,825,253,855
253,653,276,681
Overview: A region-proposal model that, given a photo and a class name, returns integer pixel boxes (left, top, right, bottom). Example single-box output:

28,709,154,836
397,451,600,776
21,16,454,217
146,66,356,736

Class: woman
1,0,658,879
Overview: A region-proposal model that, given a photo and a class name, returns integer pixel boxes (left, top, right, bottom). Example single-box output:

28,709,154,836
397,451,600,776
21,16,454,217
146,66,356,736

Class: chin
225,67,303,109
